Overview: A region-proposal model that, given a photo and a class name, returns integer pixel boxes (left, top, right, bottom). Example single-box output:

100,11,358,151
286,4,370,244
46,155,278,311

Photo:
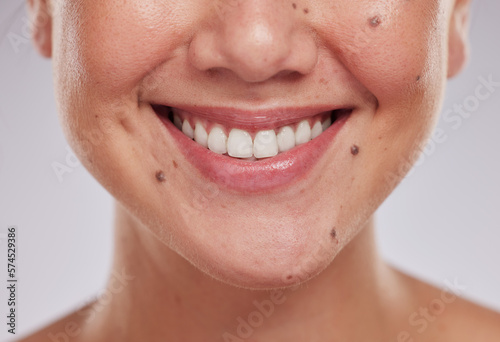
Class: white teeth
227,129,253,158
182,120,194,139
295,120,312,146
176,115,335,158
208,126,228,154
322,116,332,132
277,126,295,152
311,121,323,139
253,130,278,158
173,114,183,130
194,122,208,147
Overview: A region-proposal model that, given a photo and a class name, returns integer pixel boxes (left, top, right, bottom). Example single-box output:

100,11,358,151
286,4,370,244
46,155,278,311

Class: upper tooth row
173,115,332,159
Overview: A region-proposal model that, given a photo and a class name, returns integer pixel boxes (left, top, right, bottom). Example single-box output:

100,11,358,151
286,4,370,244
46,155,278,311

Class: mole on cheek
172,160,178,168
155,170,166,183
292,3,297,9
369,16,381,28
330,228,337,239
351,145,359,156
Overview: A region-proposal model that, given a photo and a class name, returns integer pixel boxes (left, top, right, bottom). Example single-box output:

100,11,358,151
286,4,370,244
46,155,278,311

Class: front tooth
295,120,312,145
182,120,194,139
173,114,183,130
322,117,332,132
208,126,227,154
227,129,253,158
194,122,208,147
253,130,278,159
311,121,323,139
277,126,295,152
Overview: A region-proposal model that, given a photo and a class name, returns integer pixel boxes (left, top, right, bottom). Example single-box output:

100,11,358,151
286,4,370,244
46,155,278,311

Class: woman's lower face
51,0,451,288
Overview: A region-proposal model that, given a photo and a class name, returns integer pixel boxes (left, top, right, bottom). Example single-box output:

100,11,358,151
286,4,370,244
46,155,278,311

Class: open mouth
153,105,349,161
153,104,352,192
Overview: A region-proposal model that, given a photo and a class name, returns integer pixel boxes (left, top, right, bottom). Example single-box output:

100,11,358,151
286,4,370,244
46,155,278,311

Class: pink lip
157,107,350,193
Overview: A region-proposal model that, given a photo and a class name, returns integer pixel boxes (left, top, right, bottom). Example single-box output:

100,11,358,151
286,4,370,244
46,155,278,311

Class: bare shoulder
397,270,500,342
17,303,94,342
442,293,500,340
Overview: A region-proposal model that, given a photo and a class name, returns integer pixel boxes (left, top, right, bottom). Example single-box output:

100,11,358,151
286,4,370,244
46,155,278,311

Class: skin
23,0,500,341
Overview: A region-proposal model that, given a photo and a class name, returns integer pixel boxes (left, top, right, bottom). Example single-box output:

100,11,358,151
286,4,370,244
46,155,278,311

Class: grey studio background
1,0,499,340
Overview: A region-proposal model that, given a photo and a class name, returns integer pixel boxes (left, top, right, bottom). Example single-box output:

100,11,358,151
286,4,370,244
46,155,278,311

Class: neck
87,201,409,342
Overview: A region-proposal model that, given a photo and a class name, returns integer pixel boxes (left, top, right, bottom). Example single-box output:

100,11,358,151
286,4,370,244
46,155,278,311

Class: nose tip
188,3,318,83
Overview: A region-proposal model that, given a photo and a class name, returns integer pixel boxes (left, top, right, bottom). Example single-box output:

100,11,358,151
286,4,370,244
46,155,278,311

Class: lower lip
158,110,349,193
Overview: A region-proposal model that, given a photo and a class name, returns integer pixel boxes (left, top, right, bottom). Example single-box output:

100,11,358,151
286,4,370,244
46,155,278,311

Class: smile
170,107,336,160
153,105,352,193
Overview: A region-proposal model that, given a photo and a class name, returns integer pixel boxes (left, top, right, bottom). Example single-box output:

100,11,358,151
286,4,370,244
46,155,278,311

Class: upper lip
152,104,353,131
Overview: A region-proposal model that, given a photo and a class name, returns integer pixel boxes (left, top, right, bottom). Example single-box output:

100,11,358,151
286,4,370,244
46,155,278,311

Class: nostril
272,69,301,80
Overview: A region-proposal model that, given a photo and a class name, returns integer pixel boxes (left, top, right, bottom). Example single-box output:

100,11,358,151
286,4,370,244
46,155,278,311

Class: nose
189,0,318,83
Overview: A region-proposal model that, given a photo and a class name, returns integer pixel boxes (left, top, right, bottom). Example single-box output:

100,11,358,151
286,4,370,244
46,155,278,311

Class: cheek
315,1,450,220
50,2,196,230
320,0,449,165
52,1,190,183
58,0,191,97
321,0,447,106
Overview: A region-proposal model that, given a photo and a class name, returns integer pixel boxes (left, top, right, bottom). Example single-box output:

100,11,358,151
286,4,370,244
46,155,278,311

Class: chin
196,252,336,290
168,215,342,290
